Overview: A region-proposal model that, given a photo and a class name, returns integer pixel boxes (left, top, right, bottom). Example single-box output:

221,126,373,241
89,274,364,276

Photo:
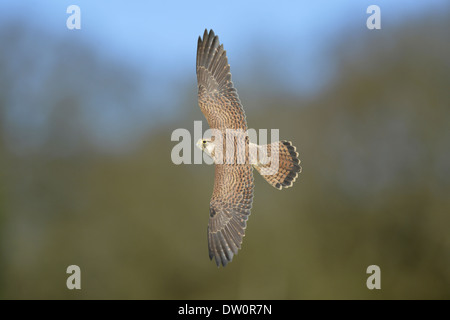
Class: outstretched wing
197,29,254,267
196,29,248,131
208,164,254,267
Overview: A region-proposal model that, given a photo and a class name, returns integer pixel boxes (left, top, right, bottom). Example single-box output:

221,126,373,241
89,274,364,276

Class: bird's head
196,138,215,158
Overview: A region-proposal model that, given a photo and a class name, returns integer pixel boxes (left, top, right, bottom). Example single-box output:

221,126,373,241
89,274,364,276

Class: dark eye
202,140,206,144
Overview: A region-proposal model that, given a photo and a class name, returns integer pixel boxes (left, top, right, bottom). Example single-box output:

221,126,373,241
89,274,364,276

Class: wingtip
210,254,229,268
200,29,218,42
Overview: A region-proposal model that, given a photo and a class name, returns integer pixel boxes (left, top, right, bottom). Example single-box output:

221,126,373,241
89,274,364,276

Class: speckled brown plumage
253,141,302,190
196,29,301,267
197,29,253,267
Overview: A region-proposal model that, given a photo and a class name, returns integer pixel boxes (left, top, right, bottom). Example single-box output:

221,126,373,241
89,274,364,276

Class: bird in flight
196,29,301,267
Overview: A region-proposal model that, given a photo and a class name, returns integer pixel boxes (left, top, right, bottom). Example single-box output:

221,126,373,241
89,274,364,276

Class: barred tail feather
253,140,301,190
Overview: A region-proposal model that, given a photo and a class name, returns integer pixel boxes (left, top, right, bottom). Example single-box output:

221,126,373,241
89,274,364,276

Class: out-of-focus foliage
0,14,449,299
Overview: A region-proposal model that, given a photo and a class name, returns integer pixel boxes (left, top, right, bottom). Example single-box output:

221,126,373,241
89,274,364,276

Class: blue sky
1,0,448,95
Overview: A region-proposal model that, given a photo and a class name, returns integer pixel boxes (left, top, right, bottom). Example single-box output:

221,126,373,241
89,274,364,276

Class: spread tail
253,140,301,190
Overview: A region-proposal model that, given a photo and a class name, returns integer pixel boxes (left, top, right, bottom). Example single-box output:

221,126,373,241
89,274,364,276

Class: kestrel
196,29,301,267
